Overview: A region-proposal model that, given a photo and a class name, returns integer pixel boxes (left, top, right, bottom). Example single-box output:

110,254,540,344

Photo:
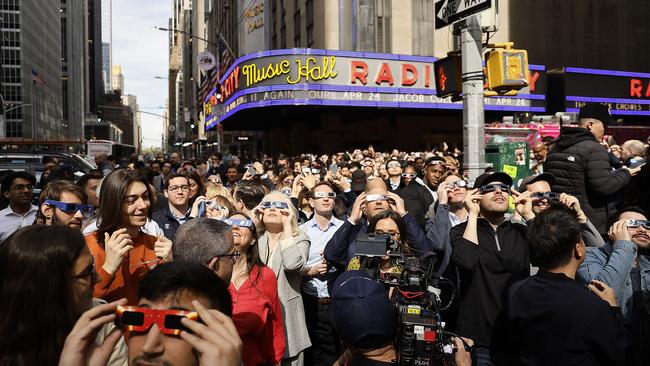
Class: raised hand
103,228,133,275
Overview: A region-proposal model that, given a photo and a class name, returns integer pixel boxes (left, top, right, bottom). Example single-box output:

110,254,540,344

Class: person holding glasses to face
85,170,173,304
0,225,127,366
449,172,532,366
37,180,94,230
0,171,38,241
256,191,311,366
227,212,286,366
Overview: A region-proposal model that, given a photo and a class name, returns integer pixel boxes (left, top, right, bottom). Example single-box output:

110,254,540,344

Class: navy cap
579,103,614,127
331,270,395,349
473,172,513,189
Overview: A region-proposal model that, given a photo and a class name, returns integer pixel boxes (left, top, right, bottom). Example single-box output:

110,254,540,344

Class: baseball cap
351,170,367,192
579,103,615,127
332,271,395,349
473,172,513,189
517,173,556,192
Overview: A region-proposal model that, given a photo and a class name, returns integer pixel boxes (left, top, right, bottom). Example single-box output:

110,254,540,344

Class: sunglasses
222,218,254,227
71,255,95,280
366,194,389,202
479,183,511,194
530,192,560,201
44,200,96,218
625,219,650,229
259,201,289,209
401,173,417,179
448,180,468,189
313,191,336,198
115,305,199,336
386,162,401,169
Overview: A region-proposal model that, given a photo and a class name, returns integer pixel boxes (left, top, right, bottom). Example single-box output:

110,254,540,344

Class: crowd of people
0,102,649,365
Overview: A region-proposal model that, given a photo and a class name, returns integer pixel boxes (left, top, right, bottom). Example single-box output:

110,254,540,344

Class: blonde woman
204,181,235,205
255,191,311,366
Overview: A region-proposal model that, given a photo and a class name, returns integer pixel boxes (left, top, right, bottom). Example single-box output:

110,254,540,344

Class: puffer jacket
544,127,630,234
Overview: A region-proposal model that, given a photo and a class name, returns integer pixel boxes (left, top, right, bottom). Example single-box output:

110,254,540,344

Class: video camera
353,235,464,365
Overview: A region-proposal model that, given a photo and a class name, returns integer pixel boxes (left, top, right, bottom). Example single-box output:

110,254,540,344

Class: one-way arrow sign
435,0,492,29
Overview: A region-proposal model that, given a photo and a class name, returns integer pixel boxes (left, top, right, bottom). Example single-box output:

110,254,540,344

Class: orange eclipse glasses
115,305,199,335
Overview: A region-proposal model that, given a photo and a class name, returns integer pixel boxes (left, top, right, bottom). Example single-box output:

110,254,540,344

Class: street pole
460,15,486,183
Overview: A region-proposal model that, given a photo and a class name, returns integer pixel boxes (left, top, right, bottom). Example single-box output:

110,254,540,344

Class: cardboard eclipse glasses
115,305,199,336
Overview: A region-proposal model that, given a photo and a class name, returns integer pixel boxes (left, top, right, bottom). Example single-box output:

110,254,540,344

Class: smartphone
197,201,206,218
247,166,256,176
330,164,339,175
302,167,311,175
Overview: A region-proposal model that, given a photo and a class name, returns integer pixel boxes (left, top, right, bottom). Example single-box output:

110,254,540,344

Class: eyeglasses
213,251,241,265
221,218,254,227
313,191,336,199
115,305,199,336
625,219,650,230
283,179,294,185
448,180,468,189
386,162,401,169
44,200,96,219
12,184,34,191
259,201,289,209
71,255,95,279
479,183,511,194
375,230,400,239
168,185,189,192
401,173,417,179
530,192,560,201
209,179,221,184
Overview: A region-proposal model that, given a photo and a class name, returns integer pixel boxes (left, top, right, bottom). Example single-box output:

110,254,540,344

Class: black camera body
356,232,398,257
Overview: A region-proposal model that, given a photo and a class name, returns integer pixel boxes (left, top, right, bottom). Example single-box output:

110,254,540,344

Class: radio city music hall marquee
204,49,546,130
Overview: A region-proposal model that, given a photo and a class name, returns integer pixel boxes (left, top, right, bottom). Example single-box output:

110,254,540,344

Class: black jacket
450,218,530,348
152,205,192,240
506,271,630,366
544,127,631,234
400,181,434,228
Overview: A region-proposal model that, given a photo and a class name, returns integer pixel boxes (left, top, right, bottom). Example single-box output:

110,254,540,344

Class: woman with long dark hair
228,212,285,366
0,225,127,365
85,170,172,304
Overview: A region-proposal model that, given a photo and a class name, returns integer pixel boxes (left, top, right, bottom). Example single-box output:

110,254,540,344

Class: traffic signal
434,55,462,98
485,44,529,93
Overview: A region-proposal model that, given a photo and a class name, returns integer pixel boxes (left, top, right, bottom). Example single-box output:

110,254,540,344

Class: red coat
229,265,285,366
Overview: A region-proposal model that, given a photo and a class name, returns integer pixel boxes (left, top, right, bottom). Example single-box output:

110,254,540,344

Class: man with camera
577,207,650,364
449,172,532,365
323,179,433,270
506,204,629,366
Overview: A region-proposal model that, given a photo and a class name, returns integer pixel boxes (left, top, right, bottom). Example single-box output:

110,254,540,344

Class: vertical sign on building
238,0,267,55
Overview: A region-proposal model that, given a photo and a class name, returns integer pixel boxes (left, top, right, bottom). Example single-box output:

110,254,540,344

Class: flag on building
31,69,47,85
216,36,235,79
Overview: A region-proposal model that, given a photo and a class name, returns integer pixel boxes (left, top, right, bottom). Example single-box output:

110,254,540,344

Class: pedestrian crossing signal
485,44,529,93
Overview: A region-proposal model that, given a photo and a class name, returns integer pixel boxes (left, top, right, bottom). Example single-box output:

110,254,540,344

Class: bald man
621,140,646,168
532,142,548,174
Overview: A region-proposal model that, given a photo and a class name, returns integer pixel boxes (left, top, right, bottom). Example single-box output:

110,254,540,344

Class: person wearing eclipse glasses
59,262,242,366
37,180,95,230
255,191,311,366
577,207,650,364
449,172,533,365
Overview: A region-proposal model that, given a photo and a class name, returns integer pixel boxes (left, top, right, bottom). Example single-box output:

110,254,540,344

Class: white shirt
0,204,38,242
300,215,343,298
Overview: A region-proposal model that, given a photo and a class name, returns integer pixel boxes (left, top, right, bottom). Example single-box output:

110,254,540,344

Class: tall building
112,64,124,93
86,0,104,114
61,0,86,141
122,94,141,152
0,0,64,140
101,0,112,92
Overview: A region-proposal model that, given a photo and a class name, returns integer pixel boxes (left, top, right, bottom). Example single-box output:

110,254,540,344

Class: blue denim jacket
577,240,650,320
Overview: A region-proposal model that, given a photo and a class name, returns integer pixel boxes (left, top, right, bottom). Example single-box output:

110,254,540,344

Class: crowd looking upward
0,103,649,365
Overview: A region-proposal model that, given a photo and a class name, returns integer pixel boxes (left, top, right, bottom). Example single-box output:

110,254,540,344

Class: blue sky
112,0,169,148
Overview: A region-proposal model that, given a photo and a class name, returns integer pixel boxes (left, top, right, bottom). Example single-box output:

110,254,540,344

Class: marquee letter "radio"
401,64,418,86
350,61,368,85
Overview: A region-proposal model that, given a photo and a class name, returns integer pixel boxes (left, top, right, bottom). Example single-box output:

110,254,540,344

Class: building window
376,0,392,53
293,7,301,47
306,0,313,47
281,0,287,47
6,121,22,138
